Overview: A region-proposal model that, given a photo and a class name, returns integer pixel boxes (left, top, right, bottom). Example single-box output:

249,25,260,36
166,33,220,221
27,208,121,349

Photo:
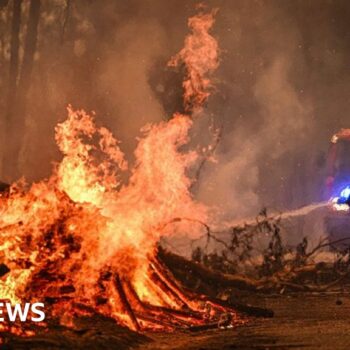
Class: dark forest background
1,0,350,221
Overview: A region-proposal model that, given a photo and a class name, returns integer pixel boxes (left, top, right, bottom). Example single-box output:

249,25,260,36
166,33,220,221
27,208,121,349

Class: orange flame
0,8,231,331
168,8,219,113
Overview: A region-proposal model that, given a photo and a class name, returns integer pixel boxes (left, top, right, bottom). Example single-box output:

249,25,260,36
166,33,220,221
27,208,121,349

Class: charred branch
158,248,259,292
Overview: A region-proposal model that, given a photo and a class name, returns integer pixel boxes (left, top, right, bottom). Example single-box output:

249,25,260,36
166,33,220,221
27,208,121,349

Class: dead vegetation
161,210,350,299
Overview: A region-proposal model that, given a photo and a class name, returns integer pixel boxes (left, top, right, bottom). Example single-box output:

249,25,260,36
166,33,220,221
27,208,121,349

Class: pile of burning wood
0,8,253,347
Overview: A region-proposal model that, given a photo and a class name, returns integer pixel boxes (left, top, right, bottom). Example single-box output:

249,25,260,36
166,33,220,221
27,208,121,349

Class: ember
0,7,242,333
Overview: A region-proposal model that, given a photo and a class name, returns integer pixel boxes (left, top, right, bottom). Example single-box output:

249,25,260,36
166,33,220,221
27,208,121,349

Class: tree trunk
61,0,70,44
0,0,9,10
1,0,22,180
6,0,22,128
4,0,41,181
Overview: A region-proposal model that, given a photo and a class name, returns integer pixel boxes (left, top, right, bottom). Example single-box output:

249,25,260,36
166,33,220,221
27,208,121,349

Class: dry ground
137,292,350,350
3,292,350,349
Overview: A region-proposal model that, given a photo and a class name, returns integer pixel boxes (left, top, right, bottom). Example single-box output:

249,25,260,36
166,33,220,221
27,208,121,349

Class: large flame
0,9,231,331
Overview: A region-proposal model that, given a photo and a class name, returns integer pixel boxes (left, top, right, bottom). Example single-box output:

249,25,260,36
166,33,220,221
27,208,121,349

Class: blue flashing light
338,185,350,204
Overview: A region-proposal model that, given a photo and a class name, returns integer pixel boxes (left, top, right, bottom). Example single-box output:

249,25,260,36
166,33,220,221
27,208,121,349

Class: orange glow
0,8,241,332
168,8,219,113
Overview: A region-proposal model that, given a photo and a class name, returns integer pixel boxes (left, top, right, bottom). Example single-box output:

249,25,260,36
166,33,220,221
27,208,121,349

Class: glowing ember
0,8,240,332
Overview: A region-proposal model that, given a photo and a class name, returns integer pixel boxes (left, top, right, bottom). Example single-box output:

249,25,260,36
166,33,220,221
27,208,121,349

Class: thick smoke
1,0,350,222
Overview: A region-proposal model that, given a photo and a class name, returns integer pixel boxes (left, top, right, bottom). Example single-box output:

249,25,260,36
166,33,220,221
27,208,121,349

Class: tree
6,0,22,134
4,0,41,181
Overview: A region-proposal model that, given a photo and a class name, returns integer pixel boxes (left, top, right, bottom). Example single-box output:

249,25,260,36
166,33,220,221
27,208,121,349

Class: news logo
0,303,45,322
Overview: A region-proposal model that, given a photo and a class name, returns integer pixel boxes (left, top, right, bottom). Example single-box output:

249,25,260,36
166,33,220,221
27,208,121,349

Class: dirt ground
3,292,350,349
136,292,350,350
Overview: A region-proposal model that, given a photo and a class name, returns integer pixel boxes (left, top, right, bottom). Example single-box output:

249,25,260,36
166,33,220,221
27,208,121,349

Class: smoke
193,1,332,221
196,127,260,221
1,0,350,222
254,55,312,159
95,18,167,153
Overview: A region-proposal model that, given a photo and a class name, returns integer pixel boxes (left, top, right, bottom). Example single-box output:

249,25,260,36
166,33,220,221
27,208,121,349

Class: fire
168,7,219,113
0,8,240,332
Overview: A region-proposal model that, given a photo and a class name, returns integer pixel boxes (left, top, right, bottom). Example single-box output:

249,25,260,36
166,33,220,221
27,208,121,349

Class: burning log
113,274,140,331
158,248,275,318
109,254,246,331
1,211,245,332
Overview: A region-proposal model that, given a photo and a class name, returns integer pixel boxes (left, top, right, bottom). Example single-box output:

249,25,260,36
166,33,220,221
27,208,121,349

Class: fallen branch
158,248,259,292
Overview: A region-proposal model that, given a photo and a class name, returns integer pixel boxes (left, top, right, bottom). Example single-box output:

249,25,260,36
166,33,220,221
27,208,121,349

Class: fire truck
325,129,350,244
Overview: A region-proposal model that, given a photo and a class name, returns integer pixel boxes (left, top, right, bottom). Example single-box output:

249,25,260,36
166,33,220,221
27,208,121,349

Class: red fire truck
325,129,350,244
